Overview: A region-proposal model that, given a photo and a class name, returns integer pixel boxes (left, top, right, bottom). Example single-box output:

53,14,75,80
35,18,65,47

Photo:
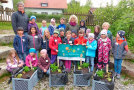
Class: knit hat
86,29,91,33
51,18,55,23
59,28,64,32
30,16,36,20
29,48,36,53
40,49,47,55
100,29,107,35
117,30,125,38
17,27,24,31
88,33,94,38
54,30,59,34
72,30,77,34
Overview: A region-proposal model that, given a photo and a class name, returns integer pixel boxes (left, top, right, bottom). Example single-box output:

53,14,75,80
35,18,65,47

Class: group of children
6,15,128,80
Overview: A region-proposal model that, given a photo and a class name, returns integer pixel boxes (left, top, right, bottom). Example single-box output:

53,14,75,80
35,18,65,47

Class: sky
67,0,121,8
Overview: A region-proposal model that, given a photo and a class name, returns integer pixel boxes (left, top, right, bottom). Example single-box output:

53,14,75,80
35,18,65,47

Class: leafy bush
50,64,58,72
96,70,104,78
82,63,89,68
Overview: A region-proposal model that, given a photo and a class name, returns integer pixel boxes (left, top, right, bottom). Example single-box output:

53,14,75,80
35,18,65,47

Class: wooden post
80,59,82,66
57,57,59,67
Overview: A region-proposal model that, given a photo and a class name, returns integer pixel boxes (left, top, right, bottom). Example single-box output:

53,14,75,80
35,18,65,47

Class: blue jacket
48,25,56,36
86,40,97,57
41,37,50,50
13,35,28,54
57,24,66,30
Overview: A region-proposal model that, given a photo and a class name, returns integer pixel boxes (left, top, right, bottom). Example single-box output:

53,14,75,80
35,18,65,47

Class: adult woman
65,15,79,34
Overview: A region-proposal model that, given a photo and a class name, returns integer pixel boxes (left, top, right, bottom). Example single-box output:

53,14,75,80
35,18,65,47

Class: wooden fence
0,6,14,21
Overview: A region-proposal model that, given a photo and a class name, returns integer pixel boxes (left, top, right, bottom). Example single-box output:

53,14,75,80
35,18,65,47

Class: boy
13,27,28,62
71,30,77,40
48,18,57,36
79,20,87,33
49,30,62,64
59,28,65,42
57,17,66,30
112,30,128,79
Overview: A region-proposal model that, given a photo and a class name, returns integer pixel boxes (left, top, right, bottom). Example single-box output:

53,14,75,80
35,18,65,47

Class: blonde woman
65,15,79,34
42,30,51,58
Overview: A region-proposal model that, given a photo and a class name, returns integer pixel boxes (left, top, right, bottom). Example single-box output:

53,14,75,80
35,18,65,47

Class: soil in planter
21,70,34,79
76,67,89,74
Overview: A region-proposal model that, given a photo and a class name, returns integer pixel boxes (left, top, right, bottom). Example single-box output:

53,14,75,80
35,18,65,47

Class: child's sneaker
116,74,120,79
113,72,117,77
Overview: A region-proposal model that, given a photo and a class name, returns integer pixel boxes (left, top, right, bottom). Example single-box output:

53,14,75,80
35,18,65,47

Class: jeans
114,59,123,74
37,68,50,79
86,56,94,72
18,53,26,62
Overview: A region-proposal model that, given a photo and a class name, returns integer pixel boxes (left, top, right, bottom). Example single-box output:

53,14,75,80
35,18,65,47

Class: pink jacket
25,54,38,67
98,38,111,65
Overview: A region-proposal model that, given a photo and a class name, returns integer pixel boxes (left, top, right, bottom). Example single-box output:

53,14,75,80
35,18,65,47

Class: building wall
25,8,63,15
1,0,13,9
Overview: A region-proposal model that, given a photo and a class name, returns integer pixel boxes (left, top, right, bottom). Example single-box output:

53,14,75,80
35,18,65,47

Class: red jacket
74,36,87,45
49,36,62,55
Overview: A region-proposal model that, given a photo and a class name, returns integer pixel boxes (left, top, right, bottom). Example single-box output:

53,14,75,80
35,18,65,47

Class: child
63,31,74,72
48,18,57,36
57,17,66,30
40,20,47,36
86,33,97,72
59,28,65,42
102,22,113,43
49,30,62,64
38,49,50,79
42,30,51,58
112,30,128,79
71,30,77,40
6,49,24,73
13,27,28,62
97,30,111,73
28,16,40,34
85,29,91,39
25,48,38,67
79,20,87,33
94,25,100,41
74,30,87,45
27,26,42,56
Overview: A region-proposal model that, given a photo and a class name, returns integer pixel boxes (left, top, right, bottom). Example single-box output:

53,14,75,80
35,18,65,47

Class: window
52,12,59,15
41,3,48,7
41,12,48,15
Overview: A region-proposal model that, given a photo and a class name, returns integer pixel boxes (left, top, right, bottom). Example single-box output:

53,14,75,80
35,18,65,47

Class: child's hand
44,69,47,72
82,44,86,45
63,43,66,44
59,43,62,44
56,50,58,52
86,46,88,48
70,44,73,45
76,44,79,45
18,64,22,67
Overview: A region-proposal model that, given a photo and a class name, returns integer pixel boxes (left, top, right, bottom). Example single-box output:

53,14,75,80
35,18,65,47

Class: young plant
82,63,89,68
33,67,37,71
23,66,30,72
96,69,104,78
50,64,58,72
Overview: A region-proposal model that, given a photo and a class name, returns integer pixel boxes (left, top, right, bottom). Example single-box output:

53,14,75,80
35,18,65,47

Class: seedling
96,69,104,78
50,64,59,72
82,63,89,68
23,66,30,72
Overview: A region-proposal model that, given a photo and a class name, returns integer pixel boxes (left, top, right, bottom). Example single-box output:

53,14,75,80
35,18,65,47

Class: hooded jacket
74,36,87,45
13,35,29,54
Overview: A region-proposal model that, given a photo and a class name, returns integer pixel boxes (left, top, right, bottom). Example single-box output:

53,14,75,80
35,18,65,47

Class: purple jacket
38,56,50,70
28,22,40,34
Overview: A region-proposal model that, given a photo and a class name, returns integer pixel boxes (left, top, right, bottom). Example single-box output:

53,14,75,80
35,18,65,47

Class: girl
6,49,24,73
27,26,42,56
85,29,91,39
57,17,66,30
40,20,48,37
86,33,97,72
25,48,38,67
97,30,111,73
94,25,100,41
65,15,79,34
112,30,128,79
42,30,51,58
63,31,74,72
59,28,65,42
71,30,77,40
28,16,40,34
49,30,62,64
48,18,57,36
38,49,50,79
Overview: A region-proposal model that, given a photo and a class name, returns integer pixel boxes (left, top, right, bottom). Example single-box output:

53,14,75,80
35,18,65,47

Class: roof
24,0,67,9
